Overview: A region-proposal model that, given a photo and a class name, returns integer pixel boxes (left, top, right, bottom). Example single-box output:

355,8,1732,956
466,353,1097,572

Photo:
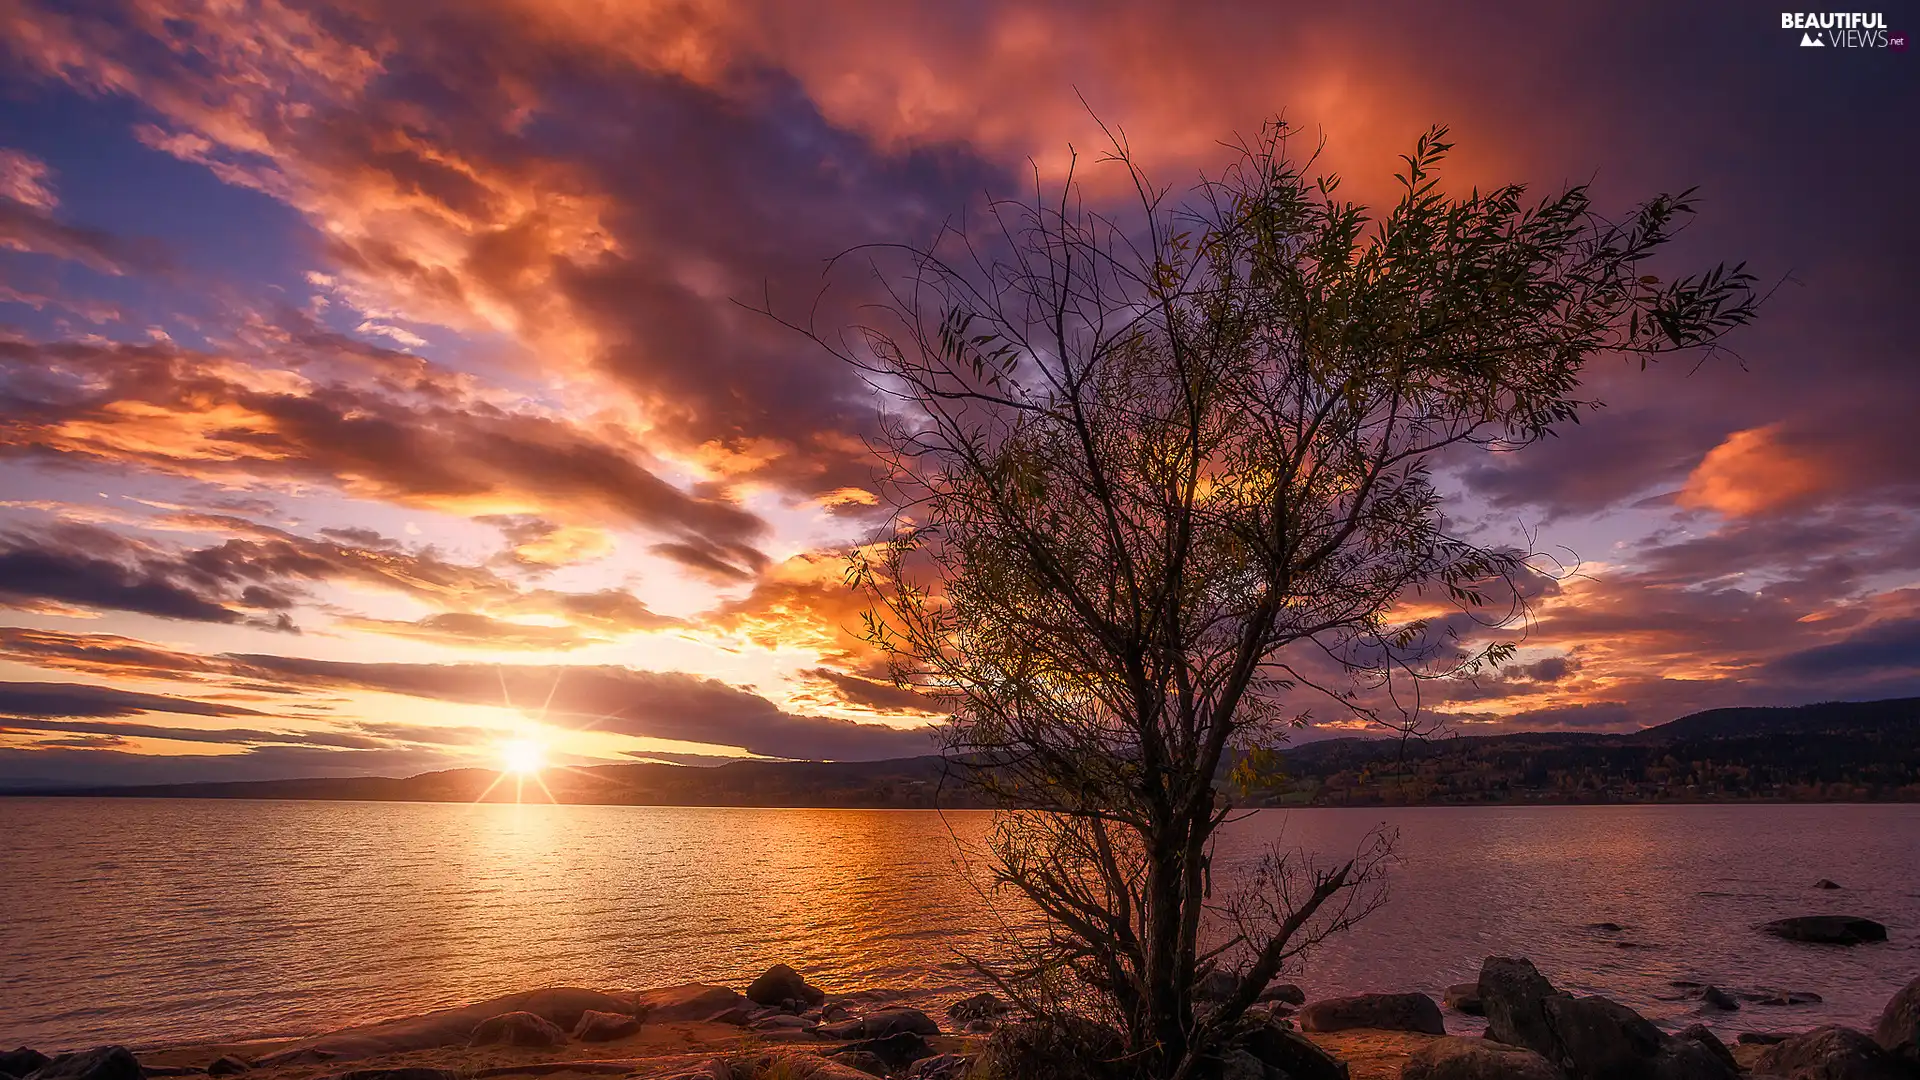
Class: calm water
1,799,1916,1050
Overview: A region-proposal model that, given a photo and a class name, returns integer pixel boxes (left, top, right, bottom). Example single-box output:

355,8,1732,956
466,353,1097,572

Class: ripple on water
0,799,1914,1048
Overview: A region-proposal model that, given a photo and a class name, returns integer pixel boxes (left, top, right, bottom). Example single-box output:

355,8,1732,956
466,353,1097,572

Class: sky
0,0,1915,786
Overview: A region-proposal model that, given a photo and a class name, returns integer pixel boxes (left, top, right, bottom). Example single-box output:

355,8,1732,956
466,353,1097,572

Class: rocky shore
6,951,1915,1080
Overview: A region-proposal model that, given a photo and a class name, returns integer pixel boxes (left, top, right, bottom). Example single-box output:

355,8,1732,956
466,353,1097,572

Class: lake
1,799,1915,1049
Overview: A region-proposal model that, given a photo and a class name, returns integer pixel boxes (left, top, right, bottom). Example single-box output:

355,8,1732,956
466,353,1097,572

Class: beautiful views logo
1781,11,1907,48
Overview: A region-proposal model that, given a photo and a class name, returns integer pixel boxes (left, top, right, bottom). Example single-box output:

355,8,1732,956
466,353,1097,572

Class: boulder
1698,987,1739,1012
1814,880,1842,890
1196,969,1244,1002
1759,916,1888,946
1400,1037,1561,1080
23,1049,144,1080
1298,993,1445,1036
823,1033,930,1072
1260,984,1308,1007
714,1051,880,1080
640,984,747,1022
1740,1033,1794,1046
1444,984,1484,1016
571,1010,641,1042
947,992,1009,1025
1675,1025,1739,1076
1234,1020,1349,1080
832,1008,939,1040
1875,976,1920,1064
1479,957,1565,1054
746,964,826,1008
205,1059,250,1077
971,1017,1128,1080
708,1007,754,1026
467,1012,566,1048
257,987,634,1066
1,1054,49,1079
1752,1026,1908,1080
826,1051,886,1077
319,1071,457,1080
902,1056,969,1080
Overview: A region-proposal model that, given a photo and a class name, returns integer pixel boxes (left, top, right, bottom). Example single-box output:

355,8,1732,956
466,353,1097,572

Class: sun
499,738,545,775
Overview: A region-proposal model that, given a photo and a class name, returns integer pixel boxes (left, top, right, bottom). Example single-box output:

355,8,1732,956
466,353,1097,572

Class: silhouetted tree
783,120,1756,1079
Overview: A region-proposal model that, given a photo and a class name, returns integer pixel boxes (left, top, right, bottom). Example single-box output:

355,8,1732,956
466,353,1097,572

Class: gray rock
746,965,826,1008
467,1011,566,1048
1297,992,1444,1036
639,984,746,1023
1759,916,1889,946
1260,983,1308,1007
946,992,1008,1025
1479,957,1565,1054
1875,976,1920,1065
1444,983,1484,1016
823,1032,930,1071
1,1054,49,1079
1401,1037,1562,1080
23,1048,144,1080
1698,987,1739,1012
1752,1026,1908,1080
1234,1021,1348,1080
571,1010,641,1042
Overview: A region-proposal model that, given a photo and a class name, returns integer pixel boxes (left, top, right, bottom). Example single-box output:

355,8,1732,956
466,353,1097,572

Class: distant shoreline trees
782,119,1757,1078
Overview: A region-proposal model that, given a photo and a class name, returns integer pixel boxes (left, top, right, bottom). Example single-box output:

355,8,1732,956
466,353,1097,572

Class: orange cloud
1679,425,1830,517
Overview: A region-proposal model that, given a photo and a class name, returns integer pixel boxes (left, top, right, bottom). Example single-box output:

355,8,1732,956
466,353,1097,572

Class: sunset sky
0,1,1915,785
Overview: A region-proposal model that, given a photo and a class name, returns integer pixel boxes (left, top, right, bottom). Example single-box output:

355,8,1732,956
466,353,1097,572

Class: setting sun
499,739,545,775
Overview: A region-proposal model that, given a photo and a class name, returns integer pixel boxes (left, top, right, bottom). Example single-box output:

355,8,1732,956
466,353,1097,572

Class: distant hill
1258,697,1920,806
12,754,995,808
7,697,1917,807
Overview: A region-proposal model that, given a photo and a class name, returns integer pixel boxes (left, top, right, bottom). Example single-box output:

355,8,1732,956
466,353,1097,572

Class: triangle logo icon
1800,31,1825,45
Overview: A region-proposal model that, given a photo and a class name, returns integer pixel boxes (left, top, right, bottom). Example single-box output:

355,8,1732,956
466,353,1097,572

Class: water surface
1,799,1914,1048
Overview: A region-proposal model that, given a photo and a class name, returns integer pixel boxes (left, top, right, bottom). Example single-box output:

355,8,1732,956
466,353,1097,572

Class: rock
1260,983,1308,1007
1585,923,1627,933
826,1051,886,1077
1676,1025,1740,1076
1479,957,1565,1054
1400,1037,1561,1080
1740,1033,1794,1046
571,1010,641,1042
1197,969,1242,1001
820,1003,851,1023
746,965,826,1008
1298,992,1445,1036
972,1017,1128,1080
205,1059,250,1077
23,1049,144,1080
1478,957,1733,1080
752,1015,818,1033
1234,1020,1349,1080
1814,879,1842,890
1759,916,1889,946
716,1051,881,1080
708,1007,754,1026
1699,986,1739,1012
320,1071,458,1080
1875,976,1920,1064
1745,990,1823,1006
902,1056,969,1080
851,1008,939,1039
947,992,1009,1025
1444,984,1484,1016
467,1012,566,1048
1752,1026,1908,1080
823,1033,930,1072
640,984,747,1022
1,1054,50,1079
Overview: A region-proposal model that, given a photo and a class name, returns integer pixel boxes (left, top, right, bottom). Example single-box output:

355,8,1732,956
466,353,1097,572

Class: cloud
338,611,599,651
0,523,294,628
0,679,268,719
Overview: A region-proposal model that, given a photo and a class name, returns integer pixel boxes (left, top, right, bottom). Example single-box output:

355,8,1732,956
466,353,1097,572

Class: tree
781,120,1757,1078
